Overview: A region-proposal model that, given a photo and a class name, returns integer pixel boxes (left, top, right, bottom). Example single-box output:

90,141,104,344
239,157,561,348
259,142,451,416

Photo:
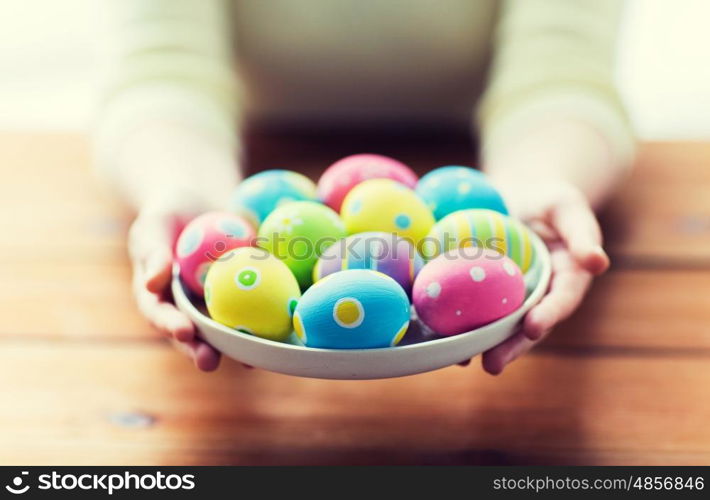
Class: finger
527,220,557,242
144,246,174,294
523,251,593,341
129,212,195,340
130,219,175,290
482,330,539,375
549,197,609,275
151,302,195,341
128,212,174,265
194,342,221,372
170,339,221,372
134,282,195,341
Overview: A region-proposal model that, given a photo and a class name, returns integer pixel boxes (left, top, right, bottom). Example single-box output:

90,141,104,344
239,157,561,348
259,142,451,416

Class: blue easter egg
230,170,317,226
415,166,508,220
293,270,411,349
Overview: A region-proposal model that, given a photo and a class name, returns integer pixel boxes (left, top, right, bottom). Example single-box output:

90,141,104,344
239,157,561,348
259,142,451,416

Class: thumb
145,246,174,294
129,210,180,291
549,195,610,275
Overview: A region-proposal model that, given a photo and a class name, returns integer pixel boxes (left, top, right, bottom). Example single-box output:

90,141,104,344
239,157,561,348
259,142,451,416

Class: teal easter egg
293,270,411,349
230,170,317,226
416,166,508,220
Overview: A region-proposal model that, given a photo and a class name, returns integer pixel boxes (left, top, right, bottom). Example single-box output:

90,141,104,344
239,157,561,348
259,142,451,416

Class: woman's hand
107,119,242,372
478,180,610,375
469,116,630,374
129,202,222,371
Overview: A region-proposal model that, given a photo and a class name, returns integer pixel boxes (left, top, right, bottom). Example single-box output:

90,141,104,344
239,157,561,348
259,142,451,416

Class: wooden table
1,131,709,465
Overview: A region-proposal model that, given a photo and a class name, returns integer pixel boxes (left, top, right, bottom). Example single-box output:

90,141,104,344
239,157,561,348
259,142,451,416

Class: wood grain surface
1,132,709,465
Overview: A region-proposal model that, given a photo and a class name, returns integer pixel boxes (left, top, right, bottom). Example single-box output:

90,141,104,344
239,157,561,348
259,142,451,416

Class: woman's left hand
475,180,610,375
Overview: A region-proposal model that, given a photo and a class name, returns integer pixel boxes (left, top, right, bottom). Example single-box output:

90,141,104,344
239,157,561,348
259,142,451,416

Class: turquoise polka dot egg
230,170,317,226
293,269,411,349
415,166,508,220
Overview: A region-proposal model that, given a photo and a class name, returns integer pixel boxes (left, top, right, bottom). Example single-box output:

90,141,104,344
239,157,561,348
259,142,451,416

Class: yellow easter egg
422,208,536,273
340,179,435,249
204,247,301,342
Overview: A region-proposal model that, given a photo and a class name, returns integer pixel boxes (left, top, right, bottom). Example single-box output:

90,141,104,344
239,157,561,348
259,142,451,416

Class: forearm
94,0,239,213
478,0,635,210
105,118,241,213
482,116,631,209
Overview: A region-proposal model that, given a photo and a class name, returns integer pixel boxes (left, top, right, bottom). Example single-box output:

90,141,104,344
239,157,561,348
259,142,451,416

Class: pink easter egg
412,247,525,336
175,211,256,296
317,154,418,211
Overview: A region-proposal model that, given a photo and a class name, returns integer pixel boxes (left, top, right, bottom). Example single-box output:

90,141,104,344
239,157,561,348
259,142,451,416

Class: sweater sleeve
477,0,635,166
93,0,238,178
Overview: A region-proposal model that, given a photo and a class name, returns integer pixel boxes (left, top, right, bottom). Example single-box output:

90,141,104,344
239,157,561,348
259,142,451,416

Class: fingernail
490,364,504,376
590,245,610,273
170,315,195,341
593,245,609,260
196,344,220,372
173,327,194,342
483,356,504,376
525,311,546,339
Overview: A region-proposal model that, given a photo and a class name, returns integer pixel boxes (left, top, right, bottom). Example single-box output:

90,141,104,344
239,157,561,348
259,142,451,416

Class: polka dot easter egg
258,201,347,289
175,211,256,296
317,154,418,211
313,232,423,295
340,179,435,250
415,166,508,220
413,246,525,336
230,169,317,226
293,270,411,349
422,209,536,273
204,247,301,342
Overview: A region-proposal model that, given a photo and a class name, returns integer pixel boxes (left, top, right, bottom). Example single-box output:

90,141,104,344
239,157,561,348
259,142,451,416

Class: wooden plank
602,142,710,265
2,133,710,265
0,261,157,340
547,269,710,352
245,133,710,265
0,133,129,262
1,341,708,465
1,134,708,466
0,129,474,262
3,257,708,351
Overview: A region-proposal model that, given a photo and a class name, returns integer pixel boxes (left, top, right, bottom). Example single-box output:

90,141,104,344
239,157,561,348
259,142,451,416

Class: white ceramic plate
172,231,551,380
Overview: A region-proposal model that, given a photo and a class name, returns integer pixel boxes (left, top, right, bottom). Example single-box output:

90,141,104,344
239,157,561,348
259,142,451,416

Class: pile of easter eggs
174,154,537,350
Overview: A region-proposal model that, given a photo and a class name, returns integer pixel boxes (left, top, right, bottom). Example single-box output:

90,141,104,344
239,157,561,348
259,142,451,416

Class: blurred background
1,0,709,139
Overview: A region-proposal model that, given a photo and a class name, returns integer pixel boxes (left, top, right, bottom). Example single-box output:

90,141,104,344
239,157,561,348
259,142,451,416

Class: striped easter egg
421,209,536,273
313,232,423,295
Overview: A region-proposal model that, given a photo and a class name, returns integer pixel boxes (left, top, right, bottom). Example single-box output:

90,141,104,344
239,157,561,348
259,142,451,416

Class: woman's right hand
104,119,241,371
128,203,222,372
